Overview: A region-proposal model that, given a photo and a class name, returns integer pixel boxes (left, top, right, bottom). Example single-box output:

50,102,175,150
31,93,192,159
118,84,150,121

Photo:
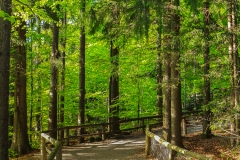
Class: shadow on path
62,135,147,160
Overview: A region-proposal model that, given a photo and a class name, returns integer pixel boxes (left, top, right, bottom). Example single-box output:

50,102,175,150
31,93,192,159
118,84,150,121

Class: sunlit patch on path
61,135,147,160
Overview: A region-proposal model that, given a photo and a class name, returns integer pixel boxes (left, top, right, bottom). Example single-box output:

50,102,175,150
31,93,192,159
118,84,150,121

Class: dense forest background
1,0,240,158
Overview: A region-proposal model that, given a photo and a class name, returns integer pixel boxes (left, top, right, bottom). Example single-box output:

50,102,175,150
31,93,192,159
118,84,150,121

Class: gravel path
61,134,148,160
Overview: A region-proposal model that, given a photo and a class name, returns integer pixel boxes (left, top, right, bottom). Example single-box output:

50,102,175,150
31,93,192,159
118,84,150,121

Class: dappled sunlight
63,148,84,151
78,146,92,149
97,145,111,148
111,141,129,144
125,143,144,147
76,152,97,156
132,140,145,144
114,147,136,150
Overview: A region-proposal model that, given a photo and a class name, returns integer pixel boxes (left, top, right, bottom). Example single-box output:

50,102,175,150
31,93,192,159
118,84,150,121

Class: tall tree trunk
11,20,31,155
78,0,86,143
109,41,120,133
0,0,11,158
170,0,183,158
156,23,163,121
49,20,59,139
232,0,240,144
202,1,211,138
35,79,41,134
60,12,66,139
228,0,239,147
162,1,171,143
35,18,42,137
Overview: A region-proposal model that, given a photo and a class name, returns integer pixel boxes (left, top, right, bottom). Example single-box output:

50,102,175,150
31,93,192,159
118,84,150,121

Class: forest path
13,133,149,160
61,133,149,160
14,118,202,160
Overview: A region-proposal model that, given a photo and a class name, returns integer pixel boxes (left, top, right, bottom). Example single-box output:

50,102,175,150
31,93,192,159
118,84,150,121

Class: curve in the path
62,136,147,160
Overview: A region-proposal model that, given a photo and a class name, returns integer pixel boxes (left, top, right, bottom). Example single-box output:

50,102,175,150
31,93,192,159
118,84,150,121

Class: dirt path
61,135,148,160
17,133,151,160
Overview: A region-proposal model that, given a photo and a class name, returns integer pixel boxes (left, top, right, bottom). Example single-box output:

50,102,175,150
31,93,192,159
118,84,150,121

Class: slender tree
78,0,86,143
202,0,211,138
35,17,42,136
170,0,183,151
108,1,120,133
49,8,59,139
162,1,172,143
0,0,12,158
228,0,240,146
11,20,31,155
156,0,163,121
60,12,66,139
109,41,120,133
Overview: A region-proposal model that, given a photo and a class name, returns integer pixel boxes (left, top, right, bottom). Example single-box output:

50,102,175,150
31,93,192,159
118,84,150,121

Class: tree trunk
60,13,66,139
170,0,183,149
156,24,163,121
11,20,31,155
228,0,239,147
162,1,171,143
109,41,120,133
49,20,59,139
35,18,42,138
78,0,86,143
0,0,11,158
202,1,211,138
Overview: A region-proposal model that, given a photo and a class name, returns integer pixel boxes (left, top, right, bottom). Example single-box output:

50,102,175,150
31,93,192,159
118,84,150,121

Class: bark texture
78,0,86,143
162,1,172,143
11,21,31,155
0,0,11,159
228,0,240,146
49,21,59,139
170,0,183,149
109,41,120,133
203,1,211,138
60,13,66,139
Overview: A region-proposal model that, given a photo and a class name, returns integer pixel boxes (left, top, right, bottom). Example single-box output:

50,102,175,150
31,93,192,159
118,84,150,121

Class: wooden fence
42,115,161,146
41,133,62,160
40,111,202,159
145,125,212,160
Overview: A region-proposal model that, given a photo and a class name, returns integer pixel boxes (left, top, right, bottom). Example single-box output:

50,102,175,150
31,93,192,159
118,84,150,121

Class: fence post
56,142,62,160
66,128,69,146
102,124,106,140
145,125,151,157
142,119,145,134
182,117,187,136
41,135,47,160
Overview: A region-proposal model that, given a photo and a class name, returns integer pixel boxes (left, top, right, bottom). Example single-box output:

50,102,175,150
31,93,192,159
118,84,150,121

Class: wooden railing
145,125,211,160
42,115,162,146
40,112,202,159
41,133,62,160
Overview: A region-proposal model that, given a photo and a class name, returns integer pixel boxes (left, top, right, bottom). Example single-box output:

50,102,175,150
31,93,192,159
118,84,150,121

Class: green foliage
6,0,240,150
8,148,18,158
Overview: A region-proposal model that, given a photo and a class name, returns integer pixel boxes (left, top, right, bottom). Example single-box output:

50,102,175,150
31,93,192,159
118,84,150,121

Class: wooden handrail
42,115,162,133
41,113,201,146
41,133,62,160
42,113,200,133
145,125,212,160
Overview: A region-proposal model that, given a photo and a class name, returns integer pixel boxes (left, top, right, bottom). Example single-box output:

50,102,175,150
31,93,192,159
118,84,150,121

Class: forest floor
182,131,240,160
9,129,240,160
